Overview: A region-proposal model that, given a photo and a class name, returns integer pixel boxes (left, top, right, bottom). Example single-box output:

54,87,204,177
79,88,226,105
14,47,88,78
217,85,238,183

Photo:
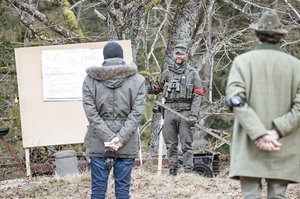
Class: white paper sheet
41,48,103,101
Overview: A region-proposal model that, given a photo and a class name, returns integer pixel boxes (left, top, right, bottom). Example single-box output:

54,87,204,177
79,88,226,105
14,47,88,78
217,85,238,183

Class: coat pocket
186,84,194,99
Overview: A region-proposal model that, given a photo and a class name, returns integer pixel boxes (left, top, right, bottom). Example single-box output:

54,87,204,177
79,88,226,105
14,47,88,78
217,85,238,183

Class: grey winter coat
82,58,146,158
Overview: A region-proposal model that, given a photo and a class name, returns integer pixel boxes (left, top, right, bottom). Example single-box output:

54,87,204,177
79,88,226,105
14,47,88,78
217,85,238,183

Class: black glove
225,93,246,111
146,83,153,94
152,105,161,113
188,115,198,127
145,85,150,93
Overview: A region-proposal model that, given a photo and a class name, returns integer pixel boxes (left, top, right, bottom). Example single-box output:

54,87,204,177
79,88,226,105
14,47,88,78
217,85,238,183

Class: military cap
250,10,288,34
174,43,188,53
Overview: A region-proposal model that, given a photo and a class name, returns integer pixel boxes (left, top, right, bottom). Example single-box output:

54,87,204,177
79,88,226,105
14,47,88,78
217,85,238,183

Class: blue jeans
90,157,134,199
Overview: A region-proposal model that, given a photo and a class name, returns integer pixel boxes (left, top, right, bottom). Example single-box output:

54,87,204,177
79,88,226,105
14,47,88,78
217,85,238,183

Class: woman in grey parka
82,41,146,199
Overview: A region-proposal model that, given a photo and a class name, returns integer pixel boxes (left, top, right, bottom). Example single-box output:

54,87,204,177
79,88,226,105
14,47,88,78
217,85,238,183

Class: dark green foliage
205,115,233,154
206,115,233,131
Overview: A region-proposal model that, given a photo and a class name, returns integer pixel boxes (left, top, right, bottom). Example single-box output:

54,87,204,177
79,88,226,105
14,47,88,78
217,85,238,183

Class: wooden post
25,148,31,177
157,98,165,174
138,127,143,166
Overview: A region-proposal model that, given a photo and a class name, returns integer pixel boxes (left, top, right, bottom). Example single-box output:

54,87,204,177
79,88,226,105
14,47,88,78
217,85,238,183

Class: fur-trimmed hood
85,58,138,88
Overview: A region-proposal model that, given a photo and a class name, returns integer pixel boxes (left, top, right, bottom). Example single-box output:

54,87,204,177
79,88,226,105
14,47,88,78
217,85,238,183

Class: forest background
0,0,299,182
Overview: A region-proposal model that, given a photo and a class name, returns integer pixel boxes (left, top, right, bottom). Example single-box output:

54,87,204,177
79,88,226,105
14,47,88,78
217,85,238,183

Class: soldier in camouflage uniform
148,43,204,176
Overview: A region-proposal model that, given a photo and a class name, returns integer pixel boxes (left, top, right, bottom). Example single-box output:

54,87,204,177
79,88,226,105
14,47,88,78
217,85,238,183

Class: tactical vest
163,67,195,107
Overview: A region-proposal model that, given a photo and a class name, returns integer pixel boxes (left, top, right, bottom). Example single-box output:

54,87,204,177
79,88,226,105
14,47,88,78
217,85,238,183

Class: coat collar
85,58,138,81
169,63,188,74
254,43,283,52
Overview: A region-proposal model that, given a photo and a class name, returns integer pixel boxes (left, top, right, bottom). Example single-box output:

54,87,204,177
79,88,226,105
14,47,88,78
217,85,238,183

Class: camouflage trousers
162,110,194,171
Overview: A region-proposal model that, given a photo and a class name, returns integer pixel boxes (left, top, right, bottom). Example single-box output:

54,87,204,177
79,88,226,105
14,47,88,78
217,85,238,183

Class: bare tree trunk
146,0,171,155
23,0,34,47
147,111,162,155
163,0,206,69
204,0,215,103
105,0,156,61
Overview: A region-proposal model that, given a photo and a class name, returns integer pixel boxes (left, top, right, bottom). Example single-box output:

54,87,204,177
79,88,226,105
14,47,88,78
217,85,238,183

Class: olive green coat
82,58,146,159
226,44,300,182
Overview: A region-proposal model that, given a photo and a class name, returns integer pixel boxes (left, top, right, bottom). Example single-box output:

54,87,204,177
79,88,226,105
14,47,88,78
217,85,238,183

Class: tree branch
6,0,84,42
283,0,300,21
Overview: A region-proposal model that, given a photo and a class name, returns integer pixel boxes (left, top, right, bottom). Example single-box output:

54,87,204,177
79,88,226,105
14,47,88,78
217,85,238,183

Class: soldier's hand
145,85,150,93
152,105,161,113
145,84,152,94
188,115,198,127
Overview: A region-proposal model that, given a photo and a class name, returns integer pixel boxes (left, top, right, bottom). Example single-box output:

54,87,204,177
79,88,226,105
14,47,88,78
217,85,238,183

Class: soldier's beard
175,58,185,67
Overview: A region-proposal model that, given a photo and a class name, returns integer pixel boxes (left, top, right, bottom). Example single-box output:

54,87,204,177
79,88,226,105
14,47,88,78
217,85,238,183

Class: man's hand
254,130,281,151
108,137,124,151
188,115,198,127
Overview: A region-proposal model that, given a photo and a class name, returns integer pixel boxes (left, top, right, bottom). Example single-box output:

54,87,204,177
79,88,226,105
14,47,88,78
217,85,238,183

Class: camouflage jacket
149,63,203,116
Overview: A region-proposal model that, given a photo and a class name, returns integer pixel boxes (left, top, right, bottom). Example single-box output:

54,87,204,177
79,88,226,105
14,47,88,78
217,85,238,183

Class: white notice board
15,40,132,148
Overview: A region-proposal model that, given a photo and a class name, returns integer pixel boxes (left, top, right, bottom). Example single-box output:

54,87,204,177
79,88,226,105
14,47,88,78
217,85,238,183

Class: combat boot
169,169,177,176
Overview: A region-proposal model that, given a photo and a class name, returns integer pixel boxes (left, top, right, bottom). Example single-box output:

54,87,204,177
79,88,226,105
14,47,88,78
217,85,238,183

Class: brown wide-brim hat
250,10,288,35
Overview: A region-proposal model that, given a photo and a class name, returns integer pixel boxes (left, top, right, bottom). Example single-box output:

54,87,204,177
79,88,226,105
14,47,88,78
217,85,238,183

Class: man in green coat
226,10,300,198
148,43,204,176
82,41,146,198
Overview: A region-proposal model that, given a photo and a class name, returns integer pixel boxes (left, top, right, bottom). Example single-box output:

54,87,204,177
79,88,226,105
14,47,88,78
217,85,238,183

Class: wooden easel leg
25,148,31,177
157,98,165,175
138,127,143,166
